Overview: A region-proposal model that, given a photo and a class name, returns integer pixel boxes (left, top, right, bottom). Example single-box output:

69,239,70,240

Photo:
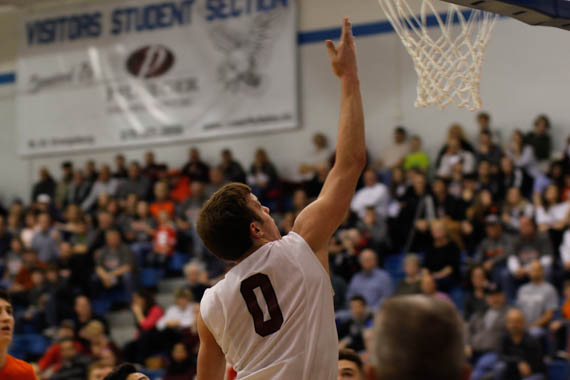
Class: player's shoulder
4,355,36,377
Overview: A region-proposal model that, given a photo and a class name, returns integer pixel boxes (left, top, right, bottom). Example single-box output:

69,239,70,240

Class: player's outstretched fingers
325,40,337,59
341,17,353,42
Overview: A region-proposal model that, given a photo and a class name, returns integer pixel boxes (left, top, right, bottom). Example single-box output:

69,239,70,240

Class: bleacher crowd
0,111,569,379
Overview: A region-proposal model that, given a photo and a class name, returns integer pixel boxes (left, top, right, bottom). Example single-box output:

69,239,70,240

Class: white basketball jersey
200,232,337,380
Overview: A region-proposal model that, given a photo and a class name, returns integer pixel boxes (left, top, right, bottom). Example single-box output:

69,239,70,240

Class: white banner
17,0,298,156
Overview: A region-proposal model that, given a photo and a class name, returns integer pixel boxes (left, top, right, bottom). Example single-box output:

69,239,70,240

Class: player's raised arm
293,17,366,269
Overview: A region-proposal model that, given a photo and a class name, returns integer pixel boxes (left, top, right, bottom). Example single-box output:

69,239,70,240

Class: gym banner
17,0,298,156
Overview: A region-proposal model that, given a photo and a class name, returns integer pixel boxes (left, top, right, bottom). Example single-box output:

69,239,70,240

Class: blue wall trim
0,10,480,87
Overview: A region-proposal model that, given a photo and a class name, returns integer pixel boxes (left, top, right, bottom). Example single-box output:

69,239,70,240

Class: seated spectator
331,271,348,311
1,237,25,288
506,130,540,179
475,215,513,284
495,308,546,380
94,230,136,300
157,288,196,332
142,151,161,181
500,158,533,199
476,111,501,143
422,220,462,292
404,135,429,173
304,162,330,199
395,254,422,296
87,362,113,380
437,136,476,178
356,207,389,253
337,349,365,380
149,182,175,219
389,166,409,202
81,320,120,363
247,148,279,206
205,167,228,197
507,217,554,296
374,126,410,183
346,249,393,309
548,280,570,357
338,295,373,353
534,185,568,247
127,201,156,266
112,154,128,179
148,210,177,268
350,169,390,220
184,262,209,302
476,131,503,168
464,266,489,321
436,123,475,167
116,162,150,201
176,182,209,256
32,167,57,203
526,114,552,163
298,133,333,182
20,211,37,249
67,170,92,207
38,320,82,378
516,261,558,338
31,213,60,264
466,282,509,380
10,250,47,293
476,160,501,198
220,149,246,184
164,342,196,380
181,148,210,183
73,295,109,340
559,229,570,281
54,161,74,209
124,290,164,365
49,337,91,380
420,272,452,303
501,187,534,233
81,165,119,212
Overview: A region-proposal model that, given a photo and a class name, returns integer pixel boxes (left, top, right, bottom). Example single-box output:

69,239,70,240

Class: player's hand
326,17,358,79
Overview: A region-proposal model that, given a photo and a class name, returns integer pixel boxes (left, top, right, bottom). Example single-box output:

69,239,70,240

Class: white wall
0,0,570,203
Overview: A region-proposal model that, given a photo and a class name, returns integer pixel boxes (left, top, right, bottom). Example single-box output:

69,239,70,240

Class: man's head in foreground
372,295,467,380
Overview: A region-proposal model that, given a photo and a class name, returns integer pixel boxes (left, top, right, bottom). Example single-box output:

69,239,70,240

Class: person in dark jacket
220,149,246,183
32,167,57,203
525,115,552,162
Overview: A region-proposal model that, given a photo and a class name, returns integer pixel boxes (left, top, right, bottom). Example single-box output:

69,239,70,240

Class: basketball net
378,0,497,111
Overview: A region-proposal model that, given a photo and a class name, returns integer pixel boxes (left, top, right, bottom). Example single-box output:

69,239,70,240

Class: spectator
38,320,82,378
32,167,57,203
184,262,209,302
247,148,279,205
148,210,177,268
55,161,74,209
142,151,161,181
346,249,393,309
516,260,558,338
49,337,90,380
389,166,409,202
476,111,501,143
304,162,330,199
356,207,389,253
475,215,513,283
81,320,120,363
127,201,156,266
220,149,246,183
116,162,151,201
436,123,475,165
395,254,422,296
331,271,348,311
67,170,92,206
403,135,429,172
124,290,164,364
176,182,209,256
500,157,533,199
495,308,546,380
437,136,476,178
149,182,175,219
0,215,12,259
85,160,99,183
73,295,109,339
157,288,196,332
94,230,136,300
337,349,365,380
501,187,534,233
548,280,570,356
559,229,570,280
206,167,228,197
464,266,489,321
350,169,391,220
476,160,501,198
466,282,509,380
113,154,128,179
534,184,568,243
423,220,462,292
298,133,332,182
31,213,60,263
374,126,410,183
87,362,113,380
506,130,539,179
421,273,452,303
372,295,464,380
526,114,552,163
87,211,116,257
338,295,373,352
1,237,25,288
181,148,210,183
82,165,120,212
163,342,196,380
508,216,554,290
476,131,503,168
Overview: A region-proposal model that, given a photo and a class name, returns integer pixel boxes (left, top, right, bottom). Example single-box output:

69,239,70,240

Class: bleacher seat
140,268,164,288
548,361,570,380
168,252,190,273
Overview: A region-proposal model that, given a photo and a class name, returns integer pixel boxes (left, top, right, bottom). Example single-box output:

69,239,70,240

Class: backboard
443,0,570,30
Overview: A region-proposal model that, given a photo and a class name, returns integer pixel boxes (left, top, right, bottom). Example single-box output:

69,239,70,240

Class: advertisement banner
17,0,298,156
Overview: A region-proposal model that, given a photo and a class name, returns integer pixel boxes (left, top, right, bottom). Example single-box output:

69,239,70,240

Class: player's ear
249,221,263,239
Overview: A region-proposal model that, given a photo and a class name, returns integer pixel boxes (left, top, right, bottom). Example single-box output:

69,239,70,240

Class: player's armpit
197,311,226,380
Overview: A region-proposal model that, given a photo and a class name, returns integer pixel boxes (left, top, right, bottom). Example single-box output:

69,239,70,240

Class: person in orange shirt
0,289,37,380
149,182,175,220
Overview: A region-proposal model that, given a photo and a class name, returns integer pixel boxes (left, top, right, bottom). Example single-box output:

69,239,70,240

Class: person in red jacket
0,289,37,380
37,320,83,378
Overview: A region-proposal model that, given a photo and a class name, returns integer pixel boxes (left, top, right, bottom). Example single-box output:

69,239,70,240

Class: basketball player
196,17,366,380
372,295,469,380
0,289,37,379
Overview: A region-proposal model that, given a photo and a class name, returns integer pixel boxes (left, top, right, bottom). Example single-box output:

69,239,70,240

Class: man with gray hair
346,249,393,309
372,295,468,380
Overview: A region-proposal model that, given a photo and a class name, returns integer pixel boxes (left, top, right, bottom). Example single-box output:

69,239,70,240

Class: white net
378,0,497,111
